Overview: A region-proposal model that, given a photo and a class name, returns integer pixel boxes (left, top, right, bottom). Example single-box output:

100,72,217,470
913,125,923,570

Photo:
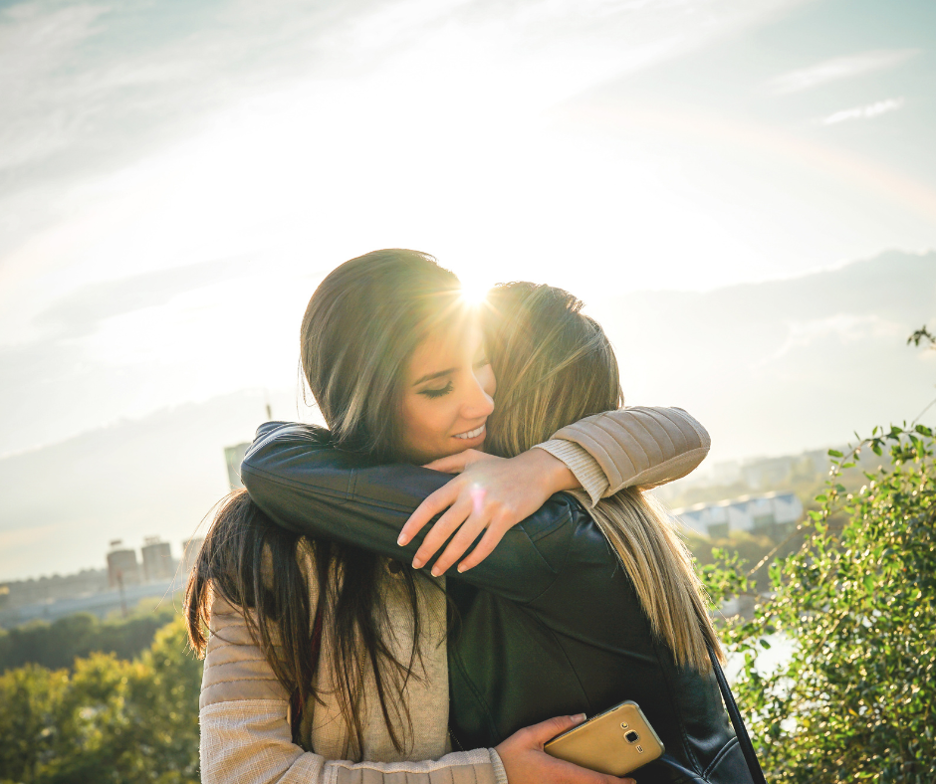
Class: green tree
0,664,68,784
0,600,179,674
0,617,201,784
705,425,936,782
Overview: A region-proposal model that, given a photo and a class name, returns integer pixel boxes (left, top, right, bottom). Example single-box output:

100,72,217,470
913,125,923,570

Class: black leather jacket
241,422,754,784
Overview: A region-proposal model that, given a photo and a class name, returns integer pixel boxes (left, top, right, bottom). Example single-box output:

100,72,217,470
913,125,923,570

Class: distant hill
0,390,290,581
588,249,936,464
2,250,934,581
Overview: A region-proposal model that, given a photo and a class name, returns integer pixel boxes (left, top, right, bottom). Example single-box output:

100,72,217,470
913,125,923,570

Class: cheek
401,396,449,443
400,396,427,437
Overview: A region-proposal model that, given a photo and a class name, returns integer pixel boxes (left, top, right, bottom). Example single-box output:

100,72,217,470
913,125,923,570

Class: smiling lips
454,423,486,440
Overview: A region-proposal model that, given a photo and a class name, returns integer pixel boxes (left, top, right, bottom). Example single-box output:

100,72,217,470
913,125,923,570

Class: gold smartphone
544,700,665,777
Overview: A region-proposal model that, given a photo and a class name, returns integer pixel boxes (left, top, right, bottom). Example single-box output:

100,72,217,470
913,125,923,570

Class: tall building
225,442,250,490
141,536,174,582
107,540,141,588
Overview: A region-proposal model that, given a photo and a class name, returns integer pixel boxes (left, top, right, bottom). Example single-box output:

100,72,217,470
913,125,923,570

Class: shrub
705,425,936,782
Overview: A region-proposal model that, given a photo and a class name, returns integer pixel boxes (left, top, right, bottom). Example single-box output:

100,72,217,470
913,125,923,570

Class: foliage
906,325,935,349
703,425,936,783
686,529,804,593
0,599,178,674
0,616,201,784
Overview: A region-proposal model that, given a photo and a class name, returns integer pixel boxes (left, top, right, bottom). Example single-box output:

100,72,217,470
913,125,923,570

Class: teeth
455,424,485,440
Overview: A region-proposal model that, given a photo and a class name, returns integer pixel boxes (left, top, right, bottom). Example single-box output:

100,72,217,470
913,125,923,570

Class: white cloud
766,314,905,364
767,49,917,94
820,97,905,126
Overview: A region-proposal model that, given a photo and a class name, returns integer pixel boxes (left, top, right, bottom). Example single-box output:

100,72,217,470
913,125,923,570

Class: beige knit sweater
198,406,710,784
199,560,500,784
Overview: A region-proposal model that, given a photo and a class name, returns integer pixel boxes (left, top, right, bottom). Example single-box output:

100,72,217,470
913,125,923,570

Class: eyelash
420,381,454,399
418,359,489,399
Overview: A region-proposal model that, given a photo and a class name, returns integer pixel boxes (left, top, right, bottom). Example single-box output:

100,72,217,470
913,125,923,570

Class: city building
107,540,141,588
225,442,251,489
141,536,174,582
672,491,804,540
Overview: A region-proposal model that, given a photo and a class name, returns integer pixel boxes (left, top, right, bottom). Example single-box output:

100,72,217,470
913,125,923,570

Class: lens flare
459,280,490,306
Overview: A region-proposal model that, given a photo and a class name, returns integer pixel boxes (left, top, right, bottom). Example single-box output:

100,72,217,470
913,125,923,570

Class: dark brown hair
300,248,464,460
187,250,464,756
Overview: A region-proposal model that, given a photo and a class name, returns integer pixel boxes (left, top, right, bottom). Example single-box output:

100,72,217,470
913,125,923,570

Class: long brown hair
300,248,465,460
483,281,724,672
187,250,464,756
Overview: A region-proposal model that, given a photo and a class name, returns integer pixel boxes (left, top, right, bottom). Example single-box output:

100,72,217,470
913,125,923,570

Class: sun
459,279,491,306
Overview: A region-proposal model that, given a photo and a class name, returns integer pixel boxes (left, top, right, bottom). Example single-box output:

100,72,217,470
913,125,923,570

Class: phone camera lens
624,730,640,743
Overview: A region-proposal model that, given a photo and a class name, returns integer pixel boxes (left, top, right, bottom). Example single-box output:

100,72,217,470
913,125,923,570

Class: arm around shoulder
534,406,711,504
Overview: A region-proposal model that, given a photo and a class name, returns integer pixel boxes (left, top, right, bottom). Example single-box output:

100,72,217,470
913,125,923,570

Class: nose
463,369,495,420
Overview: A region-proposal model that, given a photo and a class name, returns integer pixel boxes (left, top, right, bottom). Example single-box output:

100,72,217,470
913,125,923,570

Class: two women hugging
186,249,752,784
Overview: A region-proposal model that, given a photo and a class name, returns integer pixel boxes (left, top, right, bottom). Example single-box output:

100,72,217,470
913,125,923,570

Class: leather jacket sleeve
241,404,709,602
241,423,578,603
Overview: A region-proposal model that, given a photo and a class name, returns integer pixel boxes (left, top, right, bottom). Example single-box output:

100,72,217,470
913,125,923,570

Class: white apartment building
672,491,804,539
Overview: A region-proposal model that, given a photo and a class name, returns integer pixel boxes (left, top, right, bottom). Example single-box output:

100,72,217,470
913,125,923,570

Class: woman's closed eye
419,380,454,399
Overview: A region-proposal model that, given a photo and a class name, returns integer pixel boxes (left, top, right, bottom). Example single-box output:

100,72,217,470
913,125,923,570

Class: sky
1,0,936,578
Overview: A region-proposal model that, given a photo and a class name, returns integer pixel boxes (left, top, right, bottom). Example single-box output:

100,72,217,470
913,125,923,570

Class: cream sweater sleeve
533,406,711,507
199,596,507,784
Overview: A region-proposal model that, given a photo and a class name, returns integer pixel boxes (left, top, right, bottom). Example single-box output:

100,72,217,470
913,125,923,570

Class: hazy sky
2,0,936,460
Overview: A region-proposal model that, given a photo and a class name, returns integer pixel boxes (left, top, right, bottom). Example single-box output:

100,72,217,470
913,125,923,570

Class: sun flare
459,280,491,306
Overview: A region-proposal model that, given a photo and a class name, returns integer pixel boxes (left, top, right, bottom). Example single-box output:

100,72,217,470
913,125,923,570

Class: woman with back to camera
187,250,706,784
242,278,757,783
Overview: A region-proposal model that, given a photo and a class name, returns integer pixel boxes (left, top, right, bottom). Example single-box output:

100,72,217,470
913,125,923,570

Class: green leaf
828,449,844,458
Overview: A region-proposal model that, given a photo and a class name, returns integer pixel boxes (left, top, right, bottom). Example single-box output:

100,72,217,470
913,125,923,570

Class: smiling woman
401,322,496,464
298,249,465,461
188,248,645,784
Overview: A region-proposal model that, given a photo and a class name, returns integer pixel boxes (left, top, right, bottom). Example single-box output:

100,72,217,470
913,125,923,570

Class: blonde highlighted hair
484,282,723,671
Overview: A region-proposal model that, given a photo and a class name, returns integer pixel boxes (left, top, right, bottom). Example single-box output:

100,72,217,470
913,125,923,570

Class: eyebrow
412,368,457,386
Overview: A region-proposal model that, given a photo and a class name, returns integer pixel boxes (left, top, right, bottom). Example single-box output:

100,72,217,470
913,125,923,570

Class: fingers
410,496,473,569
429,513,492,576
527,714,587,746
398,482,459,547
454,524,507,573
529,716,637,784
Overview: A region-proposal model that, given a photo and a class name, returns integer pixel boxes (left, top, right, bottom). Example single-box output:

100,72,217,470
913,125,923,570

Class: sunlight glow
459,280,490,306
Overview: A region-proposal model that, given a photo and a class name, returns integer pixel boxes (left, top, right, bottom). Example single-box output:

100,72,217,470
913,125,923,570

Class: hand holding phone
496,714,638,784
544,701,664,777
